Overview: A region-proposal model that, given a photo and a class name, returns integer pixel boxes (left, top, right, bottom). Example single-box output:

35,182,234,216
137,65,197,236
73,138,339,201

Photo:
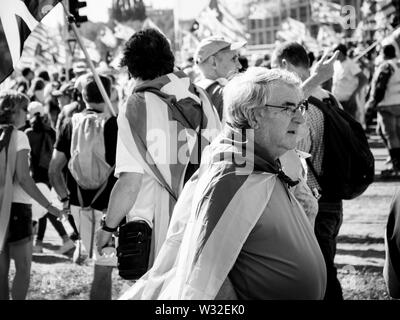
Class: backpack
68,110,114,190
307,95,375,200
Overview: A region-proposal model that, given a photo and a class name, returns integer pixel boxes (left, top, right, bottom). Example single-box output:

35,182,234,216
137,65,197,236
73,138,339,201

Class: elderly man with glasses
120,67,327,300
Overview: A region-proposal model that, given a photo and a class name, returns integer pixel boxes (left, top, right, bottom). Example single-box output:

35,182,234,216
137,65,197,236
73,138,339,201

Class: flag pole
354,40,379,61
61,2,116,117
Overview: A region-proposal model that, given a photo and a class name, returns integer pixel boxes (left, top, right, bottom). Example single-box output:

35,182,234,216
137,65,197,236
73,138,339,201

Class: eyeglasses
263,100,309,116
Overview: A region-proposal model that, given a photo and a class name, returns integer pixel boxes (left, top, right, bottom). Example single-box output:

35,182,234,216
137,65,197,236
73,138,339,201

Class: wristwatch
101,216,118,233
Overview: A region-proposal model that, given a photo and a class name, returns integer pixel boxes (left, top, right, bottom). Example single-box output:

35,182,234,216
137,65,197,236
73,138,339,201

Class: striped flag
119,128,285,300
362,0,397,31
276,18,307,42
117,70,221,258
0,0,62,84
317,25,341,48
311,0,342,24
196,0,247,43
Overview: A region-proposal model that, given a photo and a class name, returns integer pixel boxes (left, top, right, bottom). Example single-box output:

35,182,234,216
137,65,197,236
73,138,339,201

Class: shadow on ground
32,254,71,264
337,235,384,244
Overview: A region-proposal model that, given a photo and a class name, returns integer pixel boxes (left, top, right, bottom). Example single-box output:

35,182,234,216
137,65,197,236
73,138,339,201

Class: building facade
247,0,362,46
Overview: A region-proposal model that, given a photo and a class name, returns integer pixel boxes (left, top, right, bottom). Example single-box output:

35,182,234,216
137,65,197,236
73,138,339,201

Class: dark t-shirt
25,125,56,185
54,110,118,211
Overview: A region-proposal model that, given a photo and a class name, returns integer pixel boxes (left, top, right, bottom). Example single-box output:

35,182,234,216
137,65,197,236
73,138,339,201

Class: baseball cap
194,36,247,64
52,82,74,97
27,101,45,118
73,61,88,75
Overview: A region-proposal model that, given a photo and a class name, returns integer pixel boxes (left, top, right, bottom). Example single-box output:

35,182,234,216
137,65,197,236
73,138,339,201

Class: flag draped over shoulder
119,127,287,300
0,0,62,84
0,127,17,253
117,70,221,260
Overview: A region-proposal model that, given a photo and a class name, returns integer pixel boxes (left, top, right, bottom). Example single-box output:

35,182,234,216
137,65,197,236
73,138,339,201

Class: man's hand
302,50,340,98
96,228,113,255
310,50,340,85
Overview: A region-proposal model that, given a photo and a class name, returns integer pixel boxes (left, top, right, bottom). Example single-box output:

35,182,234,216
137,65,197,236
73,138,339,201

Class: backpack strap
134,87,199,131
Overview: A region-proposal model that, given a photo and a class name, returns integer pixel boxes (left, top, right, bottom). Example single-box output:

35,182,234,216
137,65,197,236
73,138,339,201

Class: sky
42,0,212,27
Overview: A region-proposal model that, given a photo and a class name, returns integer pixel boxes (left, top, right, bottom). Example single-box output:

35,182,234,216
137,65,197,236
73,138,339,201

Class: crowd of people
0,27,400,300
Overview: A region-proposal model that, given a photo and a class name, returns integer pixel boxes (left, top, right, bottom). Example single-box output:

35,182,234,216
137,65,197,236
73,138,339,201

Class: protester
332,43,368,119
195,36,246,120
49,75,118,300
366,44,400,178
120,67,326,300
21,68,34,90
95,28,221,272
384,189,400,299
28,78,46,104
0,91,61,300
272,42,346,300
24,101,74,255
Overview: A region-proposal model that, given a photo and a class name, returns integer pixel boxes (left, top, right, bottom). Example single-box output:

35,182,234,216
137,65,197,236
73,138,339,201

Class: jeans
377,107,400,149
36,213,68,242
314,200,343,300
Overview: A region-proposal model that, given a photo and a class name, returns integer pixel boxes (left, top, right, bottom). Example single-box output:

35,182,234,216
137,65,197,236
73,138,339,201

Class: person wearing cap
195,36,246,121
73,62,88,78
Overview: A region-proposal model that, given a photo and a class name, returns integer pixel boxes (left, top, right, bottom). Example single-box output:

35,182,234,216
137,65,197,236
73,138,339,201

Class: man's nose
292,110,306,124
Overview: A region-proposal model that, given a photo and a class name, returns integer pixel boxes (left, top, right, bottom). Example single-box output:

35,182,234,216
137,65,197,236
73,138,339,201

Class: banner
0,0,62,84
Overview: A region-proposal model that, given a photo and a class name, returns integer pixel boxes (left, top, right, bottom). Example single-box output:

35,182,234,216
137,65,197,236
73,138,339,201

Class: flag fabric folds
310,0,342,24
117,70,221,261
119,127,279,300
0,0,62,84
196,0,247,43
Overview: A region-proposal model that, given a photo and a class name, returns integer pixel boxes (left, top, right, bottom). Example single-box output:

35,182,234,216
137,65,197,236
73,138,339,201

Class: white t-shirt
13,130,32,204
332,58,361,101
115,135,155,228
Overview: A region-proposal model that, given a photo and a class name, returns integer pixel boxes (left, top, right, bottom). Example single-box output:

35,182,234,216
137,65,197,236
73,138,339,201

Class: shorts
7,203,33,245
70,205,117,267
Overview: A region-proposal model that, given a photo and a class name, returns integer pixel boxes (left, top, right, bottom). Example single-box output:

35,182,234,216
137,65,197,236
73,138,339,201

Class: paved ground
335,132,398,273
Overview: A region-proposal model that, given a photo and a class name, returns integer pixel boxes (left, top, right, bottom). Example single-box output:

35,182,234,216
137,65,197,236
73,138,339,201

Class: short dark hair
383,44,396,59
120,28,175,80
30,78,45,92
22,67,33,77
38,70,50,82
0,91,30,124
272,42,310,68
333,43,347,57
83,75,111,104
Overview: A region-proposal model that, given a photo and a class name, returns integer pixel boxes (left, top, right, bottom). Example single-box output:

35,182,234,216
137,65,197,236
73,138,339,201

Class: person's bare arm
96,172,143,252
15,150,60,217
48,149,69,200
301,51,340,98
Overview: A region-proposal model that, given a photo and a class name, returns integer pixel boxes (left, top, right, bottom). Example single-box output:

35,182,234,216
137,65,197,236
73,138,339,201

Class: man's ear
281,59,289,70
247,109,260,129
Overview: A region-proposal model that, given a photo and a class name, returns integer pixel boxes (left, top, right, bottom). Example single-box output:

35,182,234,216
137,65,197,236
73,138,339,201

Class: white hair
223,67,303,128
